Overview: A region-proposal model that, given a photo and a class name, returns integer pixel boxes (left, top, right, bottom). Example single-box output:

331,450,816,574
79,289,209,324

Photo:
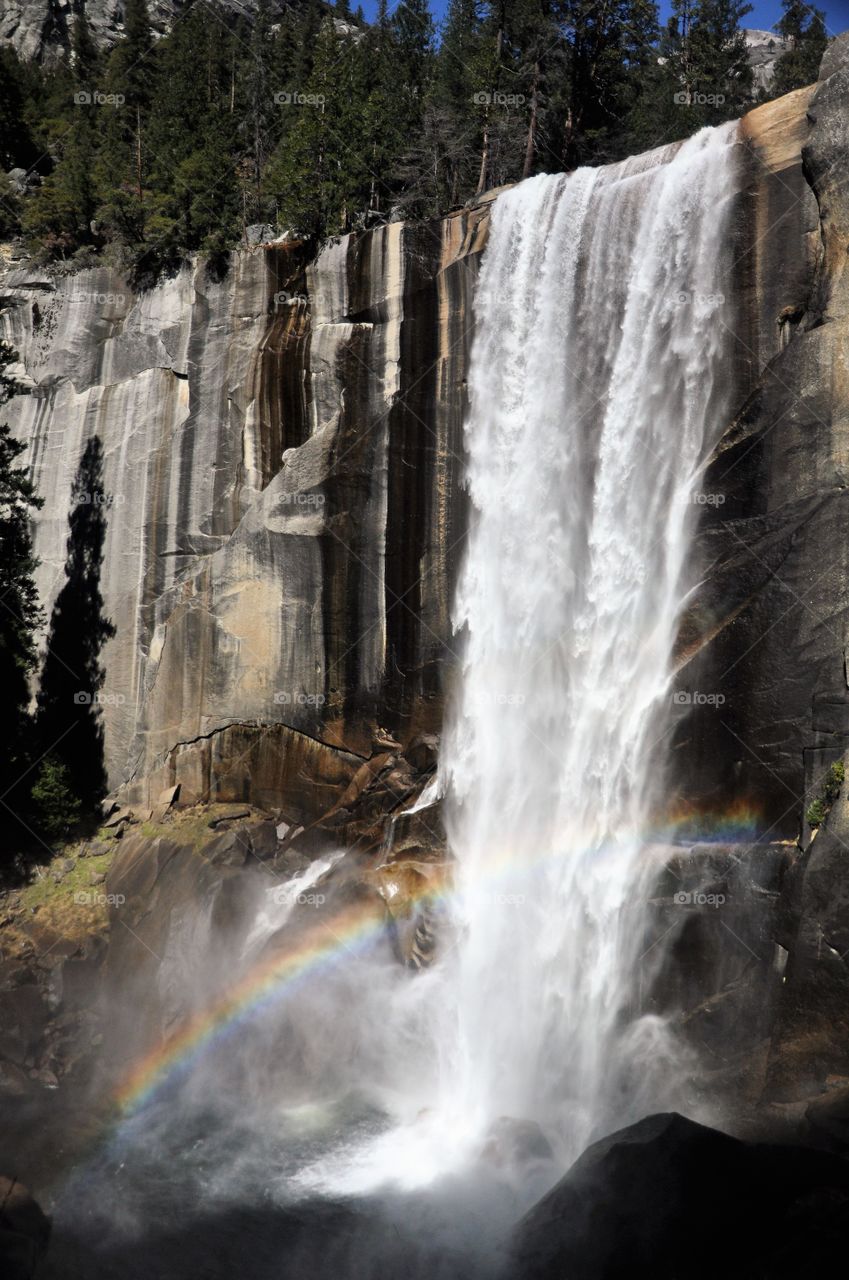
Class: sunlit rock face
3,61,849,826
743,29,790,95
1,203,490,810
0,0,282,64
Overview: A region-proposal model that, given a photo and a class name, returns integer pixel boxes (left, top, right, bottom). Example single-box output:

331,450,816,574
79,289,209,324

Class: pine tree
655,0,753,134
94,0,155,259
771,0,828,95
71,3,101,86
688,0,754,121
0,47,36,171
143,3,241,261
265,17,364,236
0,344,43,856
426,0,486,208
36,437,116,817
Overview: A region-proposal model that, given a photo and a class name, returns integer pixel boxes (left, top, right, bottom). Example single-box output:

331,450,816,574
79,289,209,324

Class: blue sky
357,1,849,40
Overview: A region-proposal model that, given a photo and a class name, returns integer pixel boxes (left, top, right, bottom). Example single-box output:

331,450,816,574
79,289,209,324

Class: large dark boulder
765,776,849,1100
511,1112,849,1279
0,1176,50,1279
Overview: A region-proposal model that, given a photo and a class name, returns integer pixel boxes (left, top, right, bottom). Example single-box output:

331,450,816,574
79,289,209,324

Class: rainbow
113,796,770,1116
114,896,402,1114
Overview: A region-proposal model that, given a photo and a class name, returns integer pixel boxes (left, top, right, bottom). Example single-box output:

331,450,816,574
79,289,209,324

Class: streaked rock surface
3,65,849,827
1,203,490,809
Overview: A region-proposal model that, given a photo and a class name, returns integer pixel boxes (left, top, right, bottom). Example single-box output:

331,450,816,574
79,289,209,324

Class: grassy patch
12,842,116,941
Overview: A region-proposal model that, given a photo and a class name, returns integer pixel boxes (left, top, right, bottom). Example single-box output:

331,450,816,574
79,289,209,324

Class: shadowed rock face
2,67,848,825
511,1112,849,1280
675,62,849,837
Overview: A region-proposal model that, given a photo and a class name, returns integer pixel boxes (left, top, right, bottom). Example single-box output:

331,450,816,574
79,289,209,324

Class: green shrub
806,760,846,830
823,760,845,804
31,756,81,841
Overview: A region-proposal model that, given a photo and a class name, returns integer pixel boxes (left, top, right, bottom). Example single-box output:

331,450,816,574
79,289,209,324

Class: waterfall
436,123,739,1163
296,125,741,1204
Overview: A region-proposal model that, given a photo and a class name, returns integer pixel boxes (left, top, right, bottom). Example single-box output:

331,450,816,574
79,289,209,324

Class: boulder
806,1085,849,1152
0,1176,50,1280
205,825,253,868
819,30,849,80
403,733,439,775
511,1113,849,1280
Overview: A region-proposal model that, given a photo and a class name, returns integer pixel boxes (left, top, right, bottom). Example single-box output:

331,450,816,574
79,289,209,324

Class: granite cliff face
679,36,849,836
0,0,278,63
1,53,849,835
1,201,489,814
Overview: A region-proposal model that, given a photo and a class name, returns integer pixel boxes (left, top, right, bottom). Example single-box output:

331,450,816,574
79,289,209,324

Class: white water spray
435,124,739,1163
288,126,741,1200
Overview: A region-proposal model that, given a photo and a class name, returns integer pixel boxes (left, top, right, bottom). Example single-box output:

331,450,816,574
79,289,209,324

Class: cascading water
294,123,741,1201
437,123,738,1163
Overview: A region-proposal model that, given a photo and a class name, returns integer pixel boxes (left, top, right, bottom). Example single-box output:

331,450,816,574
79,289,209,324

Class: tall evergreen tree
653,0,753,135
94,0,155,255
427,0,486,208
771,0,828,95
36,437,116,817
0,344,43,854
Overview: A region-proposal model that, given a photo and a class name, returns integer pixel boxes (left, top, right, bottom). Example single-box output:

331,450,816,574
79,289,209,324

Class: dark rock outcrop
0,1175,50,1280
511,1112,849,1280
677,61,849,836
